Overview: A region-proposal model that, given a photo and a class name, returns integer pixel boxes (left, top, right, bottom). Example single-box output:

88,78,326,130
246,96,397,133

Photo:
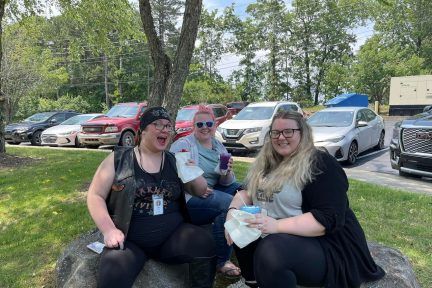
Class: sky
203,0,374,79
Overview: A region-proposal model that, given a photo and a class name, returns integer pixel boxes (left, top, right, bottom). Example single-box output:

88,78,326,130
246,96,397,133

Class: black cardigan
301,150,385,287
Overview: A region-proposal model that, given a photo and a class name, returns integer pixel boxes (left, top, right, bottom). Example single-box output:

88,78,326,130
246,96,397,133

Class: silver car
307,107,385,164
41,113,104,147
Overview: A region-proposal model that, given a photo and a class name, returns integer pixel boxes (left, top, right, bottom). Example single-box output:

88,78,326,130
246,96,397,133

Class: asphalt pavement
233,153,432,196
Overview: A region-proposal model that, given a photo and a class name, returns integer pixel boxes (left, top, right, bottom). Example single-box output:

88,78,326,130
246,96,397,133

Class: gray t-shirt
254,182,303,219
197,142,220,188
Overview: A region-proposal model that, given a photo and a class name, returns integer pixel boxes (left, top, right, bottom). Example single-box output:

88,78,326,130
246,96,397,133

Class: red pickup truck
78,102,147,148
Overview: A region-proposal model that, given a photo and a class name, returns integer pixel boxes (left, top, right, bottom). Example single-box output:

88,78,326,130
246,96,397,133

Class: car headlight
15,128,28,133
244,127,262,134
325,136,345,143
217,127,224,133
105,126,119,133
58,131,74,136
176,127,193,133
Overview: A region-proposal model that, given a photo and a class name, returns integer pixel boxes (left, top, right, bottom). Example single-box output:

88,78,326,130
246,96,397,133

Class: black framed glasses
195,121,214,128
152,122,174,133
269,128,301,139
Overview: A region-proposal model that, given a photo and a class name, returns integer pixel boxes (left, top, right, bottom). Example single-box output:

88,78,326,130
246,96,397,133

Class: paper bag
224,209,261,248
175,152,204,183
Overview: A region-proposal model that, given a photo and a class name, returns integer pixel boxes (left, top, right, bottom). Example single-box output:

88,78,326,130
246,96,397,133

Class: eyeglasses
195,121,214,128
269,128,301,139
152,122,174,133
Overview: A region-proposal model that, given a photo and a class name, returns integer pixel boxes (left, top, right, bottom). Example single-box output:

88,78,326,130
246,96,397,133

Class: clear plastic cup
219,153,231,175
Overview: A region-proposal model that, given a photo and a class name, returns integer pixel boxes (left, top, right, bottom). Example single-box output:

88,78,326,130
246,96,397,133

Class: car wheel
7,141,21,145
375,131,385,150
74,136,82,148
30,130,42,146
398,169,422,178
120,131,135,147
346,141,358,165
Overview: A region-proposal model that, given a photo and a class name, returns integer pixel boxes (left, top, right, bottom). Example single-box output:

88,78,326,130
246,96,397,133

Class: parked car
174,104,232,141
216,101,304,152
226,101,249,115
41,113,104,147
78,102,147,148
5,111,79,146
308,107,385,165
390,106,432,178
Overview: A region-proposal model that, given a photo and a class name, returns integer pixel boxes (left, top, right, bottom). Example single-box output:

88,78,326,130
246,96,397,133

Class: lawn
0,147,431,287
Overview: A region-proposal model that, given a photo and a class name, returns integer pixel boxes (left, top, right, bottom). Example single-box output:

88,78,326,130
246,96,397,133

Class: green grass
1,147,431,287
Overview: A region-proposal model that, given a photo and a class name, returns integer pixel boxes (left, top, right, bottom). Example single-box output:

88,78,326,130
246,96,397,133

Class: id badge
152,195,164,215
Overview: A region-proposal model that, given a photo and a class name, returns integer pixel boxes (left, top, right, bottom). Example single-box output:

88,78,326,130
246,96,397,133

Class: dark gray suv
390,106,432,178
5,111,79,146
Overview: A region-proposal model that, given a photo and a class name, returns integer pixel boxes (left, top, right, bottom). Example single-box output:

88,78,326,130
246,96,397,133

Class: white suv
215,101,304,152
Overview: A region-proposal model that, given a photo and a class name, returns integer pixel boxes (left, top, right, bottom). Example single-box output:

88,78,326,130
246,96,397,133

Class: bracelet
227,207,238,211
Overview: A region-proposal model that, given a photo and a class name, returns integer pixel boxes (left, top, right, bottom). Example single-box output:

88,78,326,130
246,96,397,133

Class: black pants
98,223,215,288
234,234,327,288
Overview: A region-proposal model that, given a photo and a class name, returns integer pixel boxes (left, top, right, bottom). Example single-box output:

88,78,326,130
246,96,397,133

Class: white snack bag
175,151,204,183
87,241,105,254
224,210,262,248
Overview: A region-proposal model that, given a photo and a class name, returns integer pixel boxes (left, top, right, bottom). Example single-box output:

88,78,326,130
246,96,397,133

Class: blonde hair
245,111,318,199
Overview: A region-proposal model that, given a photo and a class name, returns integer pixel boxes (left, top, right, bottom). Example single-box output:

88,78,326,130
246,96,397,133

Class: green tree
289,0,360,105
0,0,42,153
353,35,424,104
194,9,225,79
247,0,289,100
224,6,264,102
373,0,432,69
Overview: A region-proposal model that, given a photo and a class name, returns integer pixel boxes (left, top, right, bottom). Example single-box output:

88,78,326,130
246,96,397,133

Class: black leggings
98,223,215,288
234,234,327,288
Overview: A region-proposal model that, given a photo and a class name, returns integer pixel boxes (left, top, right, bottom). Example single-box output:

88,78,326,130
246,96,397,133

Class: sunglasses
195,121,214,128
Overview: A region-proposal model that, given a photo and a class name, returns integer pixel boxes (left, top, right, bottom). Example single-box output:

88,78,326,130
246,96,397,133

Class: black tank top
127,152,184,248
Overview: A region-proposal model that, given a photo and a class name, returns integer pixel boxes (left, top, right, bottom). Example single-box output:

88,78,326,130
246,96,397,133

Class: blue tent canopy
325,93,369,107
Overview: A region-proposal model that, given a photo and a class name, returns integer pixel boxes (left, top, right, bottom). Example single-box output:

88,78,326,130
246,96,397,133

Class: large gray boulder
362,242,420,288
58,231,420,288
296,242,420,288
56,230,189,288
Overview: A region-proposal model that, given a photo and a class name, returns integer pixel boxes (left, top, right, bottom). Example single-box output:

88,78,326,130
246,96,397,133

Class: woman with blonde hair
225,110,385,288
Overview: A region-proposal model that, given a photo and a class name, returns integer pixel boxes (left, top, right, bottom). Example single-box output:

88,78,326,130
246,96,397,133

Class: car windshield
106,105,138,118
227,103,245,109
308,111,354,127
176,108,197,121
234,107,274,120
24,112,56,123
61,115,98,125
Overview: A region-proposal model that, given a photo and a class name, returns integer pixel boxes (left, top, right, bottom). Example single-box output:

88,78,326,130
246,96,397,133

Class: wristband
227,207,238,211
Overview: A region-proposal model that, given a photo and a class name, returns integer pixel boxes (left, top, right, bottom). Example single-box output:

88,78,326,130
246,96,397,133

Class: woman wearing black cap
87,107,216,288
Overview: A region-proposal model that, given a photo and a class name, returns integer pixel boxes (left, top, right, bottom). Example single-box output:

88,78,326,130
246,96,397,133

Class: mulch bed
0,153,41,170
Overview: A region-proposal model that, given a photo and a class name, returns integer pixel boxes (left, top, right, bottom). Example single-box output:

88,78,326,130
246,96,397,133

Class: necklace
135,147,165,174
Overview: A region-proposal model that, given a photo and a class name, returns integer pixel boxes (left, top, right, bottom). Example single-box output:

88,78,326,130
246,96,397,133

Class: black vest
106,146,190,236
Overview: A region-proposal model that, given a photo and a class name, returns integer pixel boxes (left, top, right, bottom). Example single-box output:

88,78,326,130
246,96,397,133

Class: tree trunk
103,54,111,108
139,0,202,118
118,56,123,98
0,0,7,153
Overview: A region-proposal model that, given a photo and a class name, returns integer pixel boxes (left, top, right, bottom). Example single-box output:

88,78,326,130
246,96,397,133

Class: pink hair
192,105,215,123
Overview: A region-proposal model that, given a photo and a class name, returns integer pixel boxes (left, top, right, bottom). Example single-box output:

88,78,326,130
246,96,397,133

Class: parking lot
6,116,432,195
